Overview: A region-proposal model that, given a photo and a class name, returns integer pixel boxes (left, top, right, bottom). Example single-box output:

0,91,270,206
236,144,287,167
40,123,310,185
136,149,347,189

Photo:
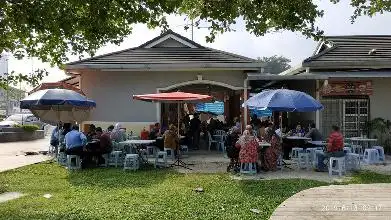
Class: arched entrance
156,78,244,128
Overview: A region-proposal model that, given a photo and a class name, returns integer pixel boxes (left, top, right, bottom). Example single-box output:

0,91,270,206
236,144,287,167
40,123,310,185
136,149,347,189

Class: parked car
0,114,46,130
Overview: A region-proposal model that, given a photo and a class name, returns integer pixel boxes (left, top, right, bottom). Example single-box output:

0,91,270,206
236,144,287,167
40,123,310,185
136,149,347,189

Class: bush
13,124,40,132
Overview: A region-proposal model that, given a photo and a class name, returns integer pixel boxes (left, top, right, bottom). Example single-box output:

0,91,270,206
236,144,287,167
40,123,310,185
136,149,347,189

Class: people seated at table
140,127,150,140
226,127,241,173
235,125,259,168
315,125,345,172
163,124,179,156
64,125,88,157
95,127,112,153
110,123,127,143
149,123,161,140
234,117,241,130
261,128,282,171
50,122,62,149
287,124,305,137
305,123,322,141
59,123,72,152
86,124,97,141
107,125,114,133
190,113,201,150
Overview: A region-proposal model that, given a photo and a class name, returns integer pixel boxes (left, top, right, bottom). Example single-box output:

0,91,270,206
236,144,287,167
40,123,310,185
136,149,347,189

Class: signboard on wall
320,80,373,96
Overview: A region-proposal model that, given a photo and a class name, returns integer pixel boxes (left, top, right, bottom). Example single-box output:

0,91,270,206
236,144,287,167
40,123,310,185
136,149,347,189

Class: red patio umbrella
133,91,213,130
29,82,85,95
133,91,213,170
133,91,212,103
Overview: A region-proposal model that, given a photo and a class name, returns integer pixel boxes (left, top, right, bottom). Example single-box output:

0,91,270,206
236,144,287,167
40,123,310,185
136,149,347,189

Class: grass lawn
0,161,390,220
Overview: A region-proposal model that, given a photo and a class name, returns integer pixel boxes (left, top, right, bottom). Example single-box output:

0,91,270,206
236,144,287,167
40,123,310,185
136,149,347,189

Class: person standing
190,113,201,150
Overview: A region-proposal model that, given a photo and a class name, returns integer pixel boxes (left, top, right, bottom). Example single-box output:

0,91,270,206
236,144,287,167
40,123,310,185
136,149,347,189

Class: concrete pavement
0,136,52,172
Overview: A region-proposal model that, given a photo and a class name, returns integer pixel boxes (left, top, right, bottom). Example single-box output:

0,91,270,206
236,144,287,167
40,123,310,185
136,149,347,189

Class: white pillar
315,80,320,129
243,79,248,128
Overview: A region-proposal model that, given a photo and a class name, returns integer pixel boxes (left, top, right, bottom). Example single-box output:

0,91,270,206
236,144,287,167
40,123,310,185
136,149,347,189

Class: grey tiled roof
303,35,391,68
66,30,261,70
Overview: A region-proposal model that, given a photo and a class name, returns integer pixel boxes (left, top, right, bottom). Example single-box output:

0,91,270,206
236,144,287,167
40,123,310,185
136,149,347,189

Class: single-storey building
249,35,391,137
64,30,264,133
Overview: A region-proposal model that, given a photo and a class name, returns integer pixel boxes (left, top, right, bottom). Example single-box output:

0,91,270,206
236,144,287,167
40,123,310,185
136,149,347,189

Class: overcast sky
7,0,391,89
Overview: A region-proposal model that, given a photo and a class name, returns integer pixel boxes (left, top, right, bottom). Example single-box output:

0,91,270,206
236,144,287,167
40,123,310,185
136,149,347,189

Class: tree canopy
257,56,291,75
0,0,390,88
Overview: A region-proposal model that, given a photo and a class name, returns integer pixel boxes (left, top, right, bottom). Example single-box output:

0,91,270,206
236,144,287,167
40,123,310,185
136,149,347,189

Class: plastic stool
57,152,67,166
313,150,324,167
139,149,148,161
345,153,360,171
67,155,81,170
276,155,283,171
123,154,139,171
373,146,385,162
109,151,123,167
100,154,109,167
343,147,352,154
155,151,168,168
298,152,310,170
146,146,156,157
329,157,346,177
306,148,317,164
180,145,189,154
291,148,304,162
164,148,175,160
351,145,363,156
363,149,380,165
240,162,257,175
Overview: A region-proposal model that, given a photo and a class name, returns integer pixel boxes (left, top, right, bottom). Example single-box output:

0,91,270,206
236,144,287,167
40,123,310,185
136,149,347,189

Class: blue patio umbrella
243,89,323,112
20,89,96,124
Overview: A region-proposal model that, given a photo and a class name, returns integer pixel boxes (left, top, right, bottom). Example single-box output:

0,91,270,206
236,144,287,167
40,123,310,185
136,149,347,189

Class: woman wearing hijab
235,125,259,165
262,128,282,171
110,123,127,142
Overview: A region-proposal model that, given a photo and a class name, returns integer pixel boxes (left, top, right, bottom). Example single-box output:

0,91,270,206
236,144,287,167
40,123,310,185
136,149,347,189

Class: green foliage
1,0,390,68
13,124,40,132
0,1,389,90
366,118,391,154
257,55,292,74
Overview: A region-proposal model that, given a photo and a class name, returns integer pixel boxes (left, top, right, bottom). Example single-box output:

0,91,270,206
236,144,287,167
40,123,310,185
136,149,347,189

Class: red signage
321,80,373,96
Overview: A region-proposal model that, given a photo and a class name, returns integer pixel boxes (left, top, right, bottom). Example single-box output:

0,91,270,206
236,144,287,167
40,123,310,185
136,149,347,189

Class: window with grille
320,98,369,138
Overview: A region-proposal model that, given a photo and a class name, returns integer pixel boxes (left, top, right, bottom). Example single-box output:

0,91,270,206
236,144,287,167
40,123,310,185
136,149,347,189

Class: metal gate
320,98,369,138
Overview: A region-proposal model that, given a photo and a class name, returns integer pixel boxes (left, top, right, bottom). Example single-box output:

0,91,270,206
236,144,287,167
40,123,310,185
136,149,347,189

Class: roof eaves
138,29,204,49
65,46,139,66
303,45,339,65
278,64,305,76
205,47,259,63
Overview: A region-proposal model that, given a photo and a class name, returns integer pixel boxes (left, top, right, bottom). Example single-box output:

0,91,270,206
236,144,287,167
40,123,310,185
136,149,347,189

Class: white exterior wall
370,78,391,121
80,70,245,132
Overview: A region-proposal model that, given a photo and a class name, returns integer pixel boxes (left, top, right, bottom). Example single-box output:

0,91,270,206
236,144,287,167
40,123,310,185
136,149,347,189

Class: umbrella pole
279,111,292,170
177,103,180,135
170,102,193,170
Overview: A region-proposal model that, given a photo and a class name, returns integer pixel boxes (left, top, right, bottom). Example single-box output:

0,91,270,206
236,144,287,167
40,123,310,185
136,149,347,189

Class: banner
321,80,373,96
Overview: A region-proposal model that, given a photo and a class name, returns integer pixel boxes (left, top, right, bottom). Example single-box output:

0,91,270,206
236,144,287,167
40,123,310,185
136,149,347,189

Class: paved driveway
0,136,52,172
270,183,391,220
